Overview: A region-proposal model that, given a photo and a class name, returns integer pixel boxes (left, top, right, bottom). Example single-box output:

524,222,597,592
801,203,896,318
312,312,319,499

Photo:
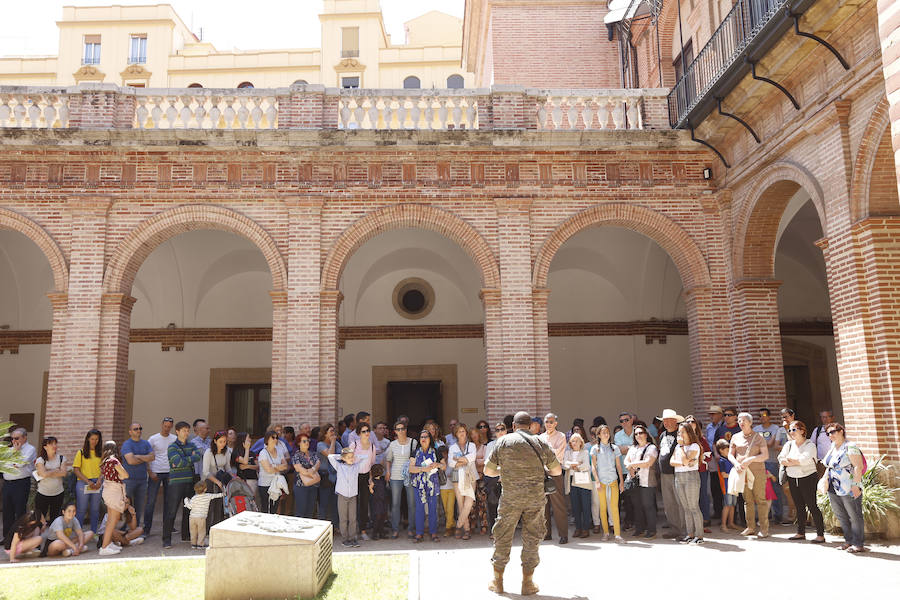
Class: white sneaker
111,542,122,549
98,545,121,556
131,537,145,546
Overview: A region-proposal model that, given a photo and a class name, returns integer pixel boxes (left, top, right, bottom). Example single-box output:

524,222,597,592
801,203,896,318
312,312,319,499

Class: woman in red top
684,416,713,531
99,440,129,555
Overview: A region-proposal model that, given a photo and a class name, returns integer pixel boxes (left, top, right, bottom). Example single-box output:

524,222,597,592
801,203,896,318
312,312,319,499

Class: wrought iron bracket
689,124,730,168
716,98,760,144
747,59,800,110
789,12,849,70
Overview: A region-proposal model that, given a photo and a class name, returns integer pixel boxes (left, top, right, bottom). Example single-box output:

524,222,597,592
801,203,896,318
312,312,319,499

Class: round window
393,278,434,320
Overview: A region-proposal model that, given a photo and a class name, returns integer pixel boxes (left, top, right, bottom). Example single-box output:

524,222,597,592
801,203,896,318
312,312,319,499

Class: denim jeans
143,472,169,535
294,483,318,518
76,479,102,532
765,461,786,520
829,491,864,547
698,471,711,521
390,479,415,533
569,487,592,531
415,493,438,536
125,478,148,529
317,480,340,529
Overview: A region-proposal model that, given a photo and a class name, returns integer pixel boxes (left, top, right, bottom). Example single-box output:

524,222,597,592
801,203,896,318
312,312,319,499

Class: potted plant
816,455,900,538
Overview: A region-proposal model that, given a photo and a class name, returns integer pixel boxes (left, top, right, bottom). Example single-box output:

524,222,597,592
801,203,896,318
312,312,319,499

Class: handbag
778,440,790,485
299,468,321,487
213,454,232,486
624,444,652,491
517,432,556,495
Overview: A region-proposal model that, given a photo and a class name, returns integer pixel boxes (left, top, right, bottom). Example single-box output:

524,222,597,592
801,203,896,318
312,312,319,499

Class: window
129,35,147,64
341,27,359,58
673,40,694,81
403,76,421,89
446,74,464,89
83,35,101,65
227,383,271,438
292,79,308,85
341,76,359,89
237,81,254,88
393,278,435,320
187,83,203,88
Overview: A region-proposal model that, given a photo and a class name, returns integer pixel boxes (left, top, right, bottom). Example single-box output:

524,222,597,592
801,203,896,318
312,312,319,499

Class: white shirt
448,442,476,472
624,444,658,487
202,448,235,481
4,442,36,481
148,433,175,473
258,446,288,487
777,438,818,478
671,443,700,473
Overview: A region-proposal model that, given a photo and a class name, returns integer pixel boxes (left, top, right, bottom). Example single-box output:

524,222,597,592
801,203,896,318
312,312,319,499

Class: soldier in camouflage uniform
484,411,562,596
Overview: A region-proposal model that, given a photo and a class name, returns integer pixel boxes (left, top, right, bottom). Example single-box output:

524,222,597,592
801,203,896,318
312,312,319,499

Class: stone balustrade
0,83,671,131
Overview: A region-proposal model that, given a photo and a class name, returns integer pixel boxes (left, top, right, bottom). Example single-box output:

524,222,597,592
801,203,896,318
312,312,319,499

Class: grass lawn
2,553,408,600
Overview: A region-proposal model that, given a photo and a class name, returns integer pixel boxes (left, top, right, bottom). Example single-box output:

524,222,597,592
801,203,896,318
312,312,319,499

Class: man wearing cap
706,406,724,520
529,417,542,435
485,411,561,596
657,409,685,539
144,417,175,536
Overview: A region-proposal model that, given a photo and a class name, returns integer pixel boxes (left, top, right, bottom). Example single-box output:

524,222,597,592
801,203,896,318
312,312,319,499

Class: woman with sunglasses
819,423,865,552
623,426,658,539
351,422,376,540
292,433,320,518
384,421,416,539
409,429,445,542
777,420,824,543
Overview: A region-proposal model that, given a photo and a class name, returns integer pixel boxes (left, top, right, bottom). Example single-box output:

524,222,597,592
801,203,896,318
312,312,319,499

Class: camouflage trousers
490,493,547,571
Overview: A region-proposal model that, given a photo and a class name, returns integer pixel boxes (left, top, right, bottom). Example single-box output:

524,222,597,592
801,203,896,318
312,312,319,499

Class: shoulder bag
517,432,557,495
624,445,650,491
298,452,321,487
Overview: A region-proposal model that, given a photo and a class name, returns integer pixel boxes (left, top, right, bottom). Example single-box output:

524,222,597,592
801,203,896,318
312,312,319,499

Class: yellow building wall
0,2,471,90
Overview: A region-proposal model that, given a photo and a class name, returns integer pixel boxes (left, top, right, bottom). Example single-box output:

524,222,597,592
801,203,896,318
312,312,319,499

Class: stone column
481,288,503,423
269,290,288,424
495,198,538,414
823,220,900,461
318,290,343,425
43,292,69,444
49,197,109,455
277,198,324,427
532,288,552,416
729,279,786,412
95,292,136,440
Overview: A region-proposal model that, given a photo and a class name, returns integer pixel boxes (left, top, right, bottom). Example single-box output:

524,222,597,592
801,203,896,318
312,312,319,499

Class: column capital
101,292,136,311
269,289,288,306
479,288,501,305
47,291,69,311
731,278,782,292
682,285,712,299
320,289,344,309
531,287,551,304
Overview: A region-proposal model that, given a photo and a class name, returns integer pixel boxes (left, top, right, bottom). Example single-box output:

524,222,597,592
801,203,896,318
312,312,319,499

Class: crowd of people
2,404,869,561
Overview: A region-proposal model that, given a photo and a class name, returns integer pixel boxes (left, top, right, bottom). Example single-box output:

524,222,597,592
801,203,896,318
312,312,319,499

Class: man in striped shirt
163,421,202,549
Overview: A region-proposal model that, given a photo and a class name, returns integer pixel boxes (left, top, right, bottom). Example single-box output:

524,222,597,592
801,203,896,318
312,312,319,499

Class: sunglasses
11,436,23,441
131,427,143,431
478,425,488,429
163,418,174,423
360,429,370,434
826,430,842,436
723,413,735,417
789,428,801,433
395,427,406,431
635,431,647,436
619,418,630,423
495,427,505,432
300,439,310,443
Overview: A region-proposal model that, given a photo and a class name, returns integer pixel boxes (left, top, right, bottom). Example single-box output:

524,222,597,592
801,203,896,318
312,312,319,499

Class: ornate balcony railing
667,0,791,128
0,84,672,132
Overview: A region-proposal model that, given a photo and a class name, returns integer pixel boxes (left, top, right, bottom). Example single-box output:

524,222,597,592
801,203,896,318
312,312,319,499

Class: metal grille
667,0,788,127
315,531,333,587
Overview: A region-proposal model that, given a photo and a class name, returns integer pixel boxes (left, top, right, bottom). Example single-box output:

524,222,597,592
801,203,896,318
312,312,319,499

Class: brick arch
734,161,826,280
0,207,68,292
321,203,500,291
103,204,287,294
532,203,711,291
851,97,897,221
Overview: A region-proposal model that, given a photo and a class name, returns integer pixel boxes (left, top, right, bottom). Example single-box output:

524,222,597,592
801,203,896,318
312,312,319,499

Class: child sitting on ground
97,496,145,549
184,480,224,549
368,463,389,540
716,439,739,533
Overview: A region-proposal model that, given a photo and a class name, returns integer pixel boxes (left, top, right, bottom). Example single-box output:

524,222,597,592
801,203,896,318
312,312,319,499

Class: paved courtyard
4,520,899,600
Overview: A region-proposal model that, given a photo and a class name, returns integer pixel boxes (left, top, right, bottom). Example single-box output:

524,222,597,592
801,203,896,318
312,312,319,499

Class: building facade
0,2,471,90
1,0,899,465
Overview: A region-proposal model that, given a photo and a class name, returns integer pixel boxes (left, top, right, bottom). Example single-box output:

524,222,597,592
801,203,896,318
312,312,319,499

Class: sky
0,0,466,56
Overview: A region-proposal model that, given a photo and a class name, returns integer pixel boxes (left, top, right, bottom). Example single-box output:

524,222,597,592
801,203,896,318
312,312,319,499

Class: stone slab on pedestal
205,511,333,600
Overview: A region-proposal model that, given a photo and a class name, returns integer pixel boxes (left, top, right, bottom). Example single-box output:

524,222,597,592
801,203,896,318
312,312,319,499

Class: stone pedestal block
205,512,333,600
